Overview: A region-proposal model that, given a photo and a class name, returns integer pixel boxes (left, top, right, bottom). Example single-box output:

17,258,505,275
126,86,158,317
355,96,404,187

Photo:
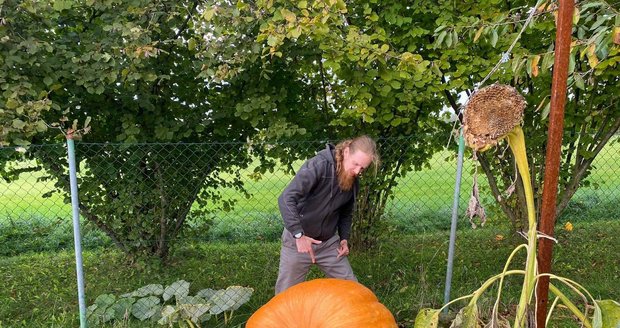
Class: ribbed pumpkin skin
246,278,398,328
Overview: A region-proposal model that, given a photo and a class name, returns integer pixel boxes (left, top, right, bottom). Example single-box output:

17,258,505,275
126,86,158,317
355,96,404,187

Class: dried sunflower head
463,84,527,151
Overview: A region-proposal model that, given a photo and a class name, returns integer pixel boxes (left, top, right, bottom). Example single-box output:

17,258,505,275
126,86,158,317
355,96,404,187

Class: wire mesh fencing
0,136,619,326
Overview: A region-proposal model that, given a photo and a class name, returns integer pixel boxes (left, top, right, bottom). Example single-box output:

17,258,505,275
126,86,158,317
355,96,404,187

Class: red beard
337,166,356,191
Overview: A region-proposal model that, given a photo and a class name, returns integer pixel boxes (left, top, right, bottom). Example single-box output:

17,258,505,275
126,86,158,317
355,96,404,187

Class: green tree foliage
0,0,268,259
1,0,618,257
232,0,619,239
0,0,379,258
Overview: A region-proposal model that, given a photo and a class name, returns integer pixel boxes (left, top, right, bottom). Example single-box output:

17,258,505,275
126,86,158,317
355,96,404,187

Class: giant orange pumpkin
246,278,398,328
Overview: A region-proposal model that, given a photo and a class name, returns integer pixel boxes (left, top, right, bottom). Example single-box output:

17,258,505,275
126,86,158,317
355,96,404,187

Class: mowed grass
0,166,72,221
0,220,618,327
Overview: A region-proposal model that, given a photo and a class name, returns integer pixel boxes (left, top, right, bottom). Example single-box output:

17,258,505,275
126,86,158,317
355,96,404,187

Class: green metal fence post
443,129,465,313
66,134,88,328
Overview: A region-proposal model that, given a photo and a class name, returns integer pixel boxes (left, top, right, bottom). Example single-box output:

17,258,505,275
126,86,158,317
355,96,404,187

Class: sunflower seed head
463,84,526,151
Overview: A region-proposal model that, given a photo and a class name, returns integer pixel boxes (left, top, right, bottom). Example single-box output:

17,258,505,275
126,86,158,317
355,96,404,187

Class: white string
537,231,559,243
477,0,543,89
445,118,460,149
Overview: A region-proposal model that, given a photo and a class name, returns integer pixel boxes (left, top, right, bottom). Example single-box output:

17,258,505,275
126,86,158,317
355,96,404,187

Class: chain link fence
1,136,619,326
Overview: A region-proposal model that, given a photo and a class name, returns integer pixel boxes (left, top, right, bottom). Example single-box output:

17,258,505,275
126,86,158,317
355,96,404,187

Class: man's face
343,147,373,177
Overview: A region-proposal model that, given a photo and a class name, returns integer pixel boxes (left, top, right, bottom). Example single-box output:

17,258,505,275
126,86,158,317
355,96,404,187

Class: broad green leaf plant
87,280,253,326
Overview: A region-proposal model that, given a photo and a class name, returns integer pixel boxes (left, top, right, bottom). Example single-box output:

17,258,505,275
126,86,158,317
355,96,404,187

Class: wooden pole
535,0,574,326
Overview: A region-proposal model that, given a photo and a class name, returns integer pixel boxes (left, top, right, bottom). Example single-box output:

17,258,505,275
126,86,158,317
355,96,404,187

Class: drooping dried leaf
466,173,487,228
505,178,516,198
450,304,481,328
484,313,511,328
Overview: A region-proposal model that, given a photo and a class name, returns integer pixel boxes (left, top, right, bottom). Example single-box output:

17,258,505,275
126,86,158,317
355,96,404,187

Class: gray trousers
275,229,357,294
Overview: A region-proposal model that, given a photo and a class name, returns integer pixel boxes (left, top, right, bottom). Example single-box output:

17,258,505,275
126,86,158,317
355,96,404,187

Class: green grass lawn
0,169,72,222
0,219,618,327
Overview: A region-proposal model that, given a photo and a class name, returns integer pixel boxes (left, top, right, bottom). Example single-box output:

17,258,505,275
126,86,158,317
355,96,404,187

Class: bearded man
275,135,380,294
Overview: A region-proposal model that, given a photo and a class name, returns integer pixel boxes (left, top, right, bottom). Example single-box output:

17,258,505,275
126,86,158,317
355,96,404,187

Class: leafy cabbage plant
87,280,253,326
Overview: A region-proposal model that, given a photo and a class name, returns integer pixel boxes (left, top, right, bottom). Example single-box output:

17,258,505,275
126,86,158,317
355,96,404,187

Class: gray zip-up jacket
278,144,358,242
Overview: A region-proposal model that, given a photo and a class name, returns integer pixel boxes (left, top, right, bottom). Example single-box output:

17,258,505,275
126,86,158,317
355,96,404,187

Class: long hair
335,136,380,189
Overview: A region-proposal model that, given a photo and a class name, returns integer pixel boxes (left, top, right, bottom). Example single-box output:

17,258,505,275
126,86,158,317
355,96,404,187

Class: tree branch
80,206,129,254
173,0,200,40
478,153,521,229
440,74,459,109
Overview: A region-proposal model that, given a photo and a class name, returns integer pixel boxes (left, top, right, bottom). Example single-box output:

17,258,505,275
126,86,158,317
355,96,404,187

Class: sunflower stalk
506,126,538,328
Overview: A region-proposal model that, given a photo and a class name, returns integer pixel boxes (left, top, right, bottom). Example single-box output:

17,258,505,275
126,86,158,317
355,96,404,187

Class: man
275,135,380,294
